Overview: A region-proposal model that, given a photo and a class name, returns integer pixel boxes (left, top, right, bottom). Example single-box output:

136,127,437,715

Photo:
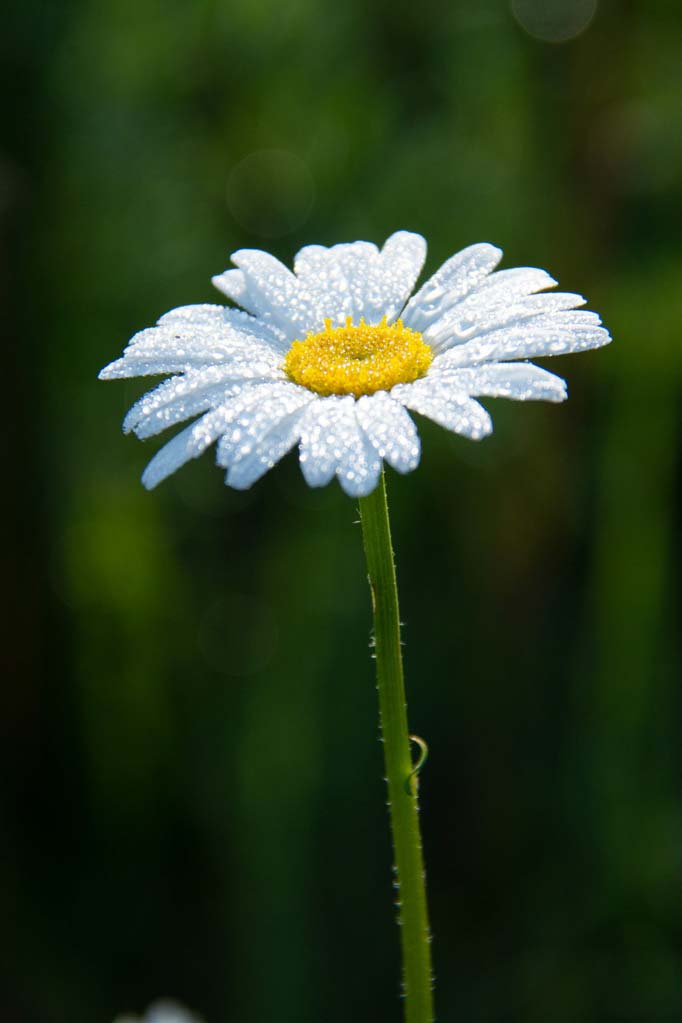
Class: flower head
99,232,611,497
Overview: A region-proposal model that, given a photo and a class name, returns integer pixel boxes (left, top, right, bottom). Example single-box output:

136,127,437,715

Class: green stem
358,470,434,1023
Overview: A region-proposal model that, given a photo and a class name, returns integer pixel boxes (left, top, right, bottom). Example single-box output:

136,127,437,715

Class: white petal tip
385,229,428,250
301,476,331,491
224,471,253,491
395,455,421,474
122,408,137,434
484,243,504,259
337,473,382,498
99,359,146,380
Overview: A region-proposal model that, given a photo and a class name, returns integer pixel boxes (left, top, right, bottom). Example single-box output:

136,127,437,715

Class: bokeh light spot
511,0,598,42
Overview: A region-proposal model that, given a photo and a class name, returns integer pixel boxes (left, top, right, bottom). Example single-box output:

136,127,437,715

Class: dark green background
3,1,681,1020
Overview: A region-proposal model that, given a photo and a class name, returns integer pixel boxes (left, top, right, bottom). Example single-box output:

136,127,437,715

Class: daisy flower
99,231,611,497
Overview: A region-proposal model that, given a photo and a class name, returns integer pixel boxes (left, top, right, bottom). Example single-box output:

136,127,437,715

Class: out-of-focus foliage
3,1,682,1021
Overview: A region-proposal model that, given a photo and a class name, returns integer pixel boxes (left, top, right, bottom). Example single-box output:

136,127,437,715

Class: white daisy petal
319,231,424,326
123,360,284,438
425,292,585,353
229,249,302,337
155,303,230,327
127,380,242,439
158,304,288,351
429,361,567,402
140,415,223,490
225,404,312,490
127,324,247,358
152,305,286,349
355,392,421,474
392,379,493,441
101,332,278,380
423,268,563,353
293,244,356,326
476,266,557,298
155,303,260,334
211,268,250,306
298,397,382,496
324,241,382,324
99,306,287,382
210,271,293,349
436,310,610,368
204,382,305,458
402,242,502,332
378,230,427,320
141,381,304,488
216,383,313,472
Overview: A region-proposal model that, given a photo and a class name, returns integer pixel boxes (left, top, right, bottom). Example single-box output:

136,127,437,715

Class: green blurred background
3,1,681,1020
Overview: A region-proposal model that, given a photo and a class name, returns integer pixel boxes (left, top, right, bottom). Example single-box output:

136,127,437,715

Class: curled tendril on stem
406,735,429,794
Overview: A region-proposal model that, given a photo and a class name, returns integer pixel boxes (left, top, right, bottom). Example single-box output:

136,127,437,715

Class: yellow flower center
284,316,433,398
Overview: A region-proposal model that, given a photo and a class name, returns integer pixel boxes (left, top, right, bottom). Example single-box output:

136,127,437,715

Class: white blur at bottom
113,999,204,1023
